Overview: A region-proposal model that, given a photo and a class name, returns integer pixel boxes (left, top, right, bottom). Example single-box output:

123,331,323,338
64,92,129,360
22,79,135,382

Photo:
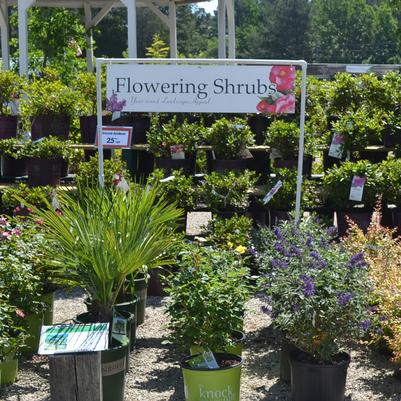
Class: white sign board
38,323,109,355
106,64,296,114
96,126,132,148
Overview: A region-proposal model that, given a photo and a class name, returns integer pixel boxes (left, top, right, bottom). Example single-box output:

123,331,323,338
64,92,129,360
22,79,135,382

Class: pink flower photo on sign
256,65,296,115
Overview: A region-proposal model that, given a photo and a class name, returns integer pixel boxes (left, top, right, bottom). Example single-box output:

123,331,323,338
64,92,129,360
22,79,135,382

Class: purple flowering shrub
258,217,373,362
106,91,127,112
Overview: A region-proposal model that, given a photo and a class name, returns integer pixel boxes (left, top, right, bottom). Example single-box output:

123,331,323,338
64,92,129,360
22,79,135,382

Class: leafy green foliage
201,170,258,212
258,218,373,362
0,138,25,159
20,136,72,159
32,185,182,322
207,117,254,159
265,120,303,158
147,115,205,158
0,71,26,116
71,72,97,116
147,169,199,211
165,244,250,352
146,34,170,58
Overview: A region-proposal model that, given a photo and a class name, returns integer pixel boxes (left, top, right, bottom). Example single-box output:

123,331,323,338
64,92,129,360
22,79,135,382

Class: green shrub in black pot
0,137,27,177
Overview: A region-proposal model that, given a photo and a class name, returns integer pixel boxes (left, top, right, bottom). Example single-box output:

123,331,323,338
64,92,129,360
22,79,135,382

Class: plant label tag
160,175,175,183
32,137,47,144
349,176,366,202
114,175,130,193
97,126,132,149
8,100,19,116
269,148,282,160
111,111,121,121
188,354,209,369
211,150,216,160
170,144,185,160
263,180,283,205
235,124,244,129
346,150,351,161
112,316,129,345
328,133,345,159
203,350,219,369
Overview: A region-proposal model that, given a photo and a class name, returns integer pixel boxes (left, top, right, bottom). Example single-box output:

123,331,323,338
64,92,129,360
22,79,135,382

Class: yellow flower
227,241,234,249
235,245,247,254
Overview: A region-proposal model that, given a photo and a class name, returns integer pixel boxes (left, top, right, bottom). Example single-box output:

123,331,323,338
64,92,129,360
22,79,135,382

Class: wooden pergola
0,0,236,75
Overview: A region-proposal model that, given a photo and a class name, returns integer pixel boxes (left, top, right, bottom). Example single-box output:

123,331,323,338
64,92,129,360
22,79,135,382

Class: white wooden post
84,3,94,72
168,1,177,58
0,0,10,70
18,0,35,76
226,0,235,59
121,0,137,57
217,0,226,58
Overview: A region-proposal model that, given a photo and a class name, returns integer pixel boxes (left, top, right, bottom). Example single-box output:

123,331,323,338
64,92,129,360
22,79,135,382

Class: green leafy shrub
0,138,25,159
21,136,72,159
72,72,97,116
207,117,254,159
165,244,250,352
0,70,26,116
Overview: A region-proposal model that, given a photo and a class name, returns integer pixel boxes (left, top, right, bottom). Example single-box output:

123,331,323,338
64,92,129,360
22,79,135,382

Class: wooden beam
146,2,169,26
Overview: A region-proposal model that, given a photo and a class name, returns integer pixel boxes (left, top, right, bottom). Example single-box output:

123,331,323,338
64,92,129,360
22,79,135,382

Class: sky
197,0,218,14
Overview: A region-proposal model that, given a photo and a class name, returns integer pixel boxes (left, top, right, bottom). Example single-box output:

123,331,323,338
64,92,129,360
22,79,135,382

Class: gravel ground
1,289,401,401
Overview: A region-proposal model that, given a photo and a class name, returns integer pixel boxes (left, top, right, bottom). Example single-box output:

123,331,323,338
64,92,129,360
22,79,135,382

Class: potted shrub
323,160,384,235
20,136,72,186
0,137,27,177
0,297,28,385
32,184,182,401
147,115,205,175
20,77,78,140
0,70,25,139
206,117,255,172
200,170,258,217
165,244,250,401
258,218,373,401
264,119,313,176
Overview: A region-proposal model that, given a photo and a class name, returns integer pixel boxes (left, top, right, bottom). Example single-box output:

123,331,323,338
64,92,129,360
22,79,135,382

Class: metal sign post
95,58,307,222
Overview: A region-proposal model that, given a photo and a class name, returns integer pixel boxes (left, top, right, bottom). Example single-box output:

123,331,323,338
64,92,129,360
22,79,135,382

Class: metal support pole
121,0,137,57
169,1,177,58
217,0,226,58
0,0,10,69
226,0,235,59
84,3,94,72
18,0,34,76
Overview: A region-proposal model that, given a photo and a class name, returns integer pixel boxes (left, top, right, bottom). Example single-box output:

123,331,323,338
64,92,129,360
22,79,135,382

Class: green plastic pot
0,352,18,385
181,353,243,401
42,292,55,326
23,313,43,355
133,275,148,325
102,339,128,401
115,296,137,351
190,330,246,357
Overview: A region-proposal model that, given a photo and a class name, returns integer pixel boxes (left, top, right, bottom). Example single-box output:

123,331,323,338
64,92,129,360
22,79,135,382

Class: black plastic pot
115,298,137,351
336,210,373,236
246,205,267,227
132,115,150,144
213,210,246,220
273,156,313,177
248,151,271,180
0,115,18,139
280,338,299,384
31,115,70,140
357,150,388,164
154,155,196,176
269,209,292,227
247,114,269,145
133,274,148,326
79,115,97,144
1,156,26,177
27,158,62,187
208,157,249,173
383,127,401,148
289,350,350,401
147,268,169,297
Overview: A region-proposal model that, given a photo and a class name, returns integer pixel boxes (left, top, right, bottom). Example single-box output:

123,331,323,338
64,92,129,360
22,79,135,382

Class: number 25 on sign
96,126,132,149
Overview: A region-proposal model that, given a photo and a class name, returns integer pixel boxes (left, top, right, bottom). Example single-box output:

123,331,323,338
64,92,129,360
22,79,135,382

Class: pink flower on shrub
269,66,296,92
11,228,21,236
35,219,44,226
256,99,276,113
0,217,8,226
16,309,26,318
55,209,62,216
0,231,11,240
275,94,296,114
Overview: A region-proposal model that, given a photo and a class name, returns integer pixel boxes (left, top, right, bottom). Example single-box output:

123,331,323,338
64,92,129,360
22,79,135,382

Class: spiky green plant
31,185,182,323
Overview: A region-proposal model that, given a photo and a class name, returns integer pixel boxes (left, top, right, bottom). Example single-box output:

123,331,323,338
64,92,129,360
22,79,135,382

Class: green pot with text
42,292,55,326
0,352,18,385
181,353,243,401
23,313,44,355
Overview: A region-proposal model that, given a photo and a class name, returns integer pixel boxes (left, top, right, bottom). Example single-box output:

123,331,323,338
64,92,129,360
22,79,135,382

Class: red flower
275,94,296,114
16,309,26,318
256,99,276,113
269,66,296,92
55,209,62,216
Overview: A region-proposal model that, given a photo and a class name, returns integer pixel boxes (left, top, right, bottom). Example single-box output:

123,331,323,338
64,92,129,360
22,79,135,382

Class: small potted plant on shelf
147,115,205,175
165,243,250,401
264,119,313,176
0,296,28,385
20,136,72,186
258,218,373,401
206,117,255,172
20,74,78,140
0,70,25,139
200,170,258,217
322,160,384,235
32,184,182,401
0,137,27,177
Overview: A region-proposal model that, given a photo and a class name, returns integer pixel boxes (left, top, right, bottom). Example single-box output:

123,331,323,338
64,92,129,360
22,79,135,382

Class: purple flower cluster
337,291,353,306
271,258,289,269
327,226,338,237
106,92,127,112
300,274,315,297
348,252,368,269
309,250,327,269
292,303,301,312
273,227,284,241
305,235,313,247
274,241,286,255
261,305,273,316
290,245,303,258
359,319,372,331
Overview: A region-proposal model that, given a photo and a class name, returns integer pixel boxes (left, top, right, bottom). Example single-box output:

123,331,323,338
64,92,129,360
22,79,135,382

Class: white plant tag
32,137,47,144
211,150,216,160
263,180,283,205
346,150,351,161
235,124,244,129
160,176,175,183
170,144,185,160
116,176,129,193
112,316,129,345
269,148,282,160
9,100,19,116
111,111,121,121
203,350,219,369
328,133,345,159
349,176,366,202
51,189,60,210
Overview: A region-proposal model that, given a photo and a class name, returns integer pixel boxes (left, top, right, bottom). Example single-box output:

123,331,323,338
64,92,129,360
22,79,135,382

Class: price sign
97,126,132,149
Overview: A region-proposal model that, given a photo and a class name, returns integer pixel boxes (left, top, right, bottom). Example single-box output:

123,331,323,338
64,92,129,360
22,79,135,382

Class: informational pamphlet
170,144,185,160
263,180,283,205
38,323,109,355
328,133,345,159
349,176,366,202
